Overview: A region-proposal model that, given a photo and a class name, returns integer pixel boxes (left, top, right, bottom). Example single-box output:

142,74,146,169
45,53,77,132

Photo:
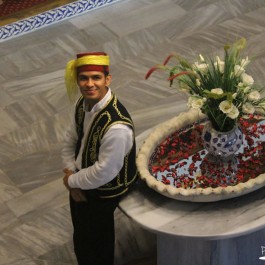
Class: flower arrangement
145,38,265,132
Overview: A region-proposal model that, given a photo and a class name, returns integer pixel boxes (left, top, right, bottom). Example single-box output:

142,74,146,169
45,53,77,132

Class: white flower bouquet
145,38,265,132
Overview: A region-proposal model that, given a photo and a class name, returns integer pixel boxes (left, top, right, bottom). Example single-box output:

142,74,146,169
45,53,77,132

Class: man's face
77,71,111,105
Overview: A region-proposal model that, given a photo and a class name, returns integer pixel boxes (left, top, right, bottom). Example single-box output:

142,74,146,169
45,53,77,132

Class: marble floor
1,0,265,264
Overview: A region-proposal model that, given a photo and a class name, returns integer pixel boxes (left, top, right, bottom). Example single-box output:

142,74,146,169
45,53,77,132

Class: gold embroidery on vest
113,96,132,123
76,97,85,133
89,126,101,162
124,155,129,185
98,174,123,191
104,121,132,135
84,111,111,167
99,188,128,198
77,107,84,125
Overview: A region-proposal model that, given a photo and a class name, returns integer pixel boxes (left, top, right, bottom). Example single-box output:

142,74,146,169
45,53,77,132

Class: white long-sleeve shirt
62,88,133,190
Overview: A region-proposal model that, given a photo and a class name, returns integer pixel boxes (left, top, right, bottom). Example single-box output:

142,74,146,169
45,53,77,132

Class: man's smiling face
77,71,111,107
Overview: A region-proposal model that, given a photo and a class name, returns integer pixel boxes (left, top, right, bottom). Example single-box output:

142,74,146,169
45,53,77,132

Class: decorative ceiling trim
0,0,122,42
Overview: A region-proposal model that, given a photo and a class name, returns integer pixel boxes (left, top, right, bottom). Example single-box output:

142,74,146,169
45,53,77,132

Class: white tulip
234,65,245,77
227,105,240,119
242,102,255,114
258,101,265,107
211,88,224,95
214,56,225,73
196,79,201,86
193,62,208,73
199,54,205,62
187,96,205,109
237,82,245,89
248,90,261,101
243,86,251,93
240,56,250,68
241,73,254,86
219,100,234,114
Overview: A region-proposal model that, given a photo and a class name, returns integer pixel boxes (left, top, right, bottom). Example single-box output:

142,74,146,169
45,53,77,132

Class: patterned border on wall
0,0,123,42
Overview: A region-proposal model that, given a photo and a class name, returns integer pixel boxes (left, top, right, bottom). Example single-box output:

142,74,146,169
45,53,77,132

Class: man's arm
62,117,87,202
67,125,133,190
61,119,78,172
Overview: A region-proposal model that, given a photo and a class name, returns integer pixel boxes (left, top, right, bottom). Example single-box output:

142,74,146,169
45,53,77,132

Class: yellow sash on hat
76,55,109,67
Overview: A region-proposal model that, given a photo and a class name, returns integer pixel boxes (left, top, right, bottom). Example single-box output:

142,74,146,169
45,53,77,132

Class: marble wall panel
0,234,30,265
2,70,64,97
245,6,265,27
245,32,265,62
150,3,243,41
4,149,62,193
1,214,70,258
6,178,67,218
0,109,19,137
38,241,76,265
0,182,22,203
0,203,19,231
0,21,77,55
218,17,265,38
0,88,14,107
69,0,145,29
103,29,169,64
105,1,186,37
172,0,219,10
0,168,16,186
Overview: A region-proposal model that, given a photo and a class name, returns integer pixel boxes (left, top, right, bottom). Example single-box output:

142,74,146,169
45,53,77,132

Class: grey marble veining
120,184,265,238
1,0,265,264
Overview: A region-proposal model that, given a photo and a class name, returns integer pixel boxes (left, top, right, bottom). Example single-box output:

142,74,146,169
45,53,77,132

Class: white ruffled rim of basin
136,109,265,202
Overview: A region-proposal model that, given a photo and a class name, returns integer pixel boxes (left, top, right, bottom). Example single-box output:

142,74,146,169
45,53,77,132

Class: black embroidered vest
74,93,138,198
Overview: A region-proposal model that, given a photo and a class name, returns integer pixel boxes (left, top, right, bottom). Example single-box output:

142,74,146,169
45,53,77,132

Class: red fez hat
76,52,109,73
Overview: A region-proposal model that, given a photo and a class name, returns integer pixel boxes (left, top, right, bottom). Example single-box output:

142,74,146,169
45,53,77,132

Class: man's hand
63,168,87,202
63,168,73,190
70,188,87,202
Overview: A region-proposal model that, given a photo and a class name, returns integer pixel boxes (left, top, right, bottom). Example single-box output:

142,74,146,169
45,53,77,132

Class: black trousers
69,191,121,265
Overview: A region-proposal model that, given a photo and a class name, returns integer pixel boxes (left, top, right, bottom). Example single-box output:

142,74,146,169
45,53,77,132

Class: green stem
219,116,228,131
205,104,222,130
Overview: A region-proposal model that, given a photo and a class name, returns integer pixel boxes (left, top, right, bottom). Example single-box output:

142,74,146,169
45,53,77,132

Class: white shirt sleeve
68,124,133,190
61,116,78,172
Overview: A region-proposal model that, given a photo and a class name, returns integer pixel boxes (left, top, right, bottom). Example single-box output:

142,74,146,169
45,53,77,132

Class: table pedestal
157,229,265,265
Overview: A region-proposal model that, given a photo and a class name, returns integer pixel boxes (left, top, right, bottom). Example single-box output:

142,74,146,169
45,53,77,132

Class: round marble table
119,128,265,265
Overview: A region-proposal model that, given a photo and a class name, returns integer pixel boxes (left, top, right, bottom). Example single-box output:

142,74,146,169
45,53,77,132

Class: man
62,52,138,265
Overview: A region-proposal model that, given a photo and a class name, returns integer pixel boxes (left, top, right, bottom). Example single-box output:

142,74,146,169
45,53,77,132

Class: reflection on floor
1,0,265,264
